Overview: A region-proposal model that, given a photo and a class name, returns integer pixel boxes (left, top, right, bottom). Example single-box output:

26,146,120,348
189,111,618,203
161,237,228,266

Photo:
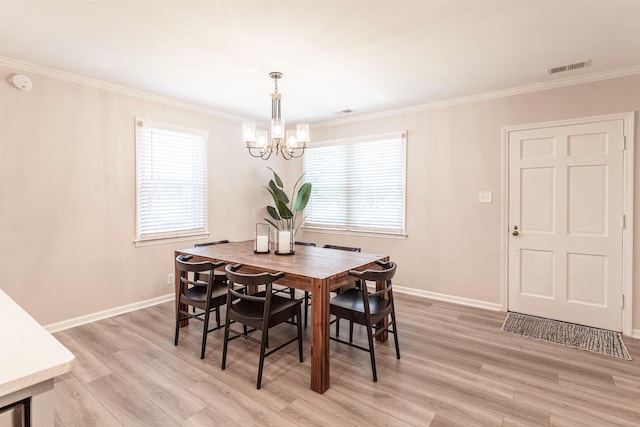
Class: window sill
301,226,407,240
133,232,210,247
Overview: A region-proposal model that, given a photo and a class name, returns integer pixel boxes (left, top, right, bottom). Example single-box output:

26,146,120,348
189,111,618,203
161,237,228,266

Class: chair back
193,240,230,281
348,261,397,317
348,260,396,283
224,264,286,326
176,255,225,289
323,244,361,252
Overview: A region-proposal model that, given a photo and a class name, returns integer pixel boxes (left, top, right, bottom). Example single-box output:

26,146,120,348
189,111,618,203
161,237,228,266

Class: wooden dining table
174,240,388,394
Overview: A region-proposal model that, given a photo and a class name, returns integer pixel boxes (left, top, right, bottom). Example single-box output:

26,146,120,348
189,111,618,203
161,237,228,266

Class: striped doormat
501,312,631,360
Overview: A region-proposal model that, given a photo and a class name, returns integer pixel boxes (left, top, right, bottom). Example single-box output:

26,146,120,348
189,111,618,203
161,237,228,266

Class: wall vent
548,59,592,75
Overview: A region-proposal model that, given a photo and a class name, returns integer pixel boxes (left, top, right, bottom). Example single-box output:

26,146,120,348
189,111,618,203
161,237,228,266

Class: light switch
479,191,493,203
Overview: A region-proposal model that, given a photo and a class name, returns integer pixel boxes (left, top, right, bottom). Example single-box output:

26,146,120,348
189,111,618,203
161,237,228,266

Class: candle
278,230,291,254
256,235,268,252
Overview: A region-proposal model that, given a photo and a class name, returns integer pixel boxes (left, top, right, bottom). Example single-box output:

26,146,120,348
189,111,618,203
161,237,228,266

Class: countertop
0,289,75,397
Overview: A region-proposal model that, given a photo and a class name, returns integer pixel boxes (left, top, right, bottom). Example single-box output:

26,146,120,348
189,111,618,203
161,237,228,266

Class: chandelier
242,72,309,160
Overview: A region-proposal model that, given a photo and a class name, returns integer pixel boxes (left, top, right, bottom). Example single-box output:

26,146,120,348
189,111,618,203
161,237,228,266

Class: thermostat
9,74,33,91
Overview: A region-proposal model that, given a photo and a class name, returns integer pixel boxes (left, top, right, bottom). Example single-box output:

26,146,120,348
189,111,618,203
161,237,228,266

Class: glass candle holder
275,229,294,255
254,223,270,254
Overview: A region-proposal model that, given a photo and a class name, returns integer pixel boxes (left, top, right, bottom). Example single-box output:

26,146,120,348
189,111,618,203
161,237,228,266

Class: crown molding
3,56,639,128
312,65,640,128
0,56,250,123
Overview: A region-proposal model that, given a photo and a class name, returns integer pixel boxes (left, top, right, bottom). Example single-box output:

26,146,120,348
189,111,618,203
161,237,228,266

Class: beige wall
301,74,640,331
2,63,639,333
0,65,285,325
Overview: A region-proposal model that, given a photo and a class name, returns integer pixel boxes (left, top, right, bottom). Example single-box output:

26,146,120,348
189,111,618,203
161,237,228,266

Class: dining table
174,240,389,394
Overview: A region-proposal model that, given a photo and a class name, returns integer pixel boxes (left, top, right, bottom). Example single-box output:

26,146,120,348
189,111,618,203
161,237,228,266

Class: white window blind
303,132,406,235
135,118,208,241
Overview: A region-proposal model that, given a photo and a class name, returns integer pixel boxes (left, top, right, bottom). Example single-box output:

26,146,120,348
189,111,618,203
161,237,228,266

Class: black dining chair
193,240,231,285
222,264,304,389
329,260,400,382
174,255,227,359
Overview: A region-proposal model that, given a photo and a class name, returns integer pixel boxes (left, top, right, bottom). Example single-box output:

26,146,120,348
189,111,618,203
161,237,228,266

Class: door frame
500,112,635,336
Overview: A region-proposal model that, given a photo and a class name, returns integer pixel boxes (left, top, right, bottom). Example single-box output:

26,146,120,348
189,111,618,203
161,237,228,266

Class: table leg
310,278,330,393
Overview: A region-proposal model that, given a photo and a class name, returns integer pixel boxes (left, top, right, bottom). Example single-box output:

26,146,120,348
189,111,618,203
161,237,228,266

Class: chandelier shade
243,72,308,160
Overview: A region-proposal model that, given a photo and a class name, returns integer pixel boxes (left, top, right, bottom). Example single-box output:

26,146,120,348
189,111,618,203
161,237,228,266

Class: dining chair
222,264,304,389
329,260,399,382
174,255,227,359
193,240,231,285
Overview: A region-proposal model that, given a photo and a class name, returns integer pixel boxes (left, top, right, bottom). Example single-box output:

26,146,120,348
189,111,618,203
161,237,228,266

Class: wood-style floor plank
53,294,640,426
54,376,121,427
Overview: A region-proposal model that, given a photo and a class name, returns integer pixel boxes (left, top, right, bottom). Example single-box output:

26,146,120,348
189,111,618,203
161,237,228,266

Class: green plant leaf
269,180,289,204
266,205,280,221
293,182,312,212
276,200,293,219
292,173,305,194
268,167,284,188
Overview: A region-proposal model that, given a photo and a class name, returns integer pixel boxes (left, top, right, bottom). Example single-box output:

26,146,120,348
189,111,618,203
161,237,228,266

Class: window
303,132,406,235
135,118,208,242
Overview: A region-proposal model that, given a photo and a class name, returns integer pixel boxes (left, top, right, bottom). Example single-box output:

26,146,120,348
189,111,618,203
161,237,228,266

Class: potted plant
264,167,312,254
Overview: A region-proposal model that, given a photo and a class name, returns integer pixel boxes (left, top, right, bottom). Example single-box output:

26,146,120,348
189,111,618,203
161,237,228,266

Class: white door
508,119,625,331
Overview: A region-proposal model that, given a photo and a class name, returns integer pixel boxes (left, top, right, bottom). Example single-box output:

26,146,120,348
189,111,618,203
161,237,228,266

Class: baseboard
45,293,175,333
393,285,502,312
45,287,502,333
632,329,640,339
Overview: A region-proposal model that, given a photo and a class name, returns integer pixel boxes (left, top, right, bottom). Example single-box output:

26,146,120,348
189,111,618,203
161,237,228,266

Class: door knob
512,226,519,236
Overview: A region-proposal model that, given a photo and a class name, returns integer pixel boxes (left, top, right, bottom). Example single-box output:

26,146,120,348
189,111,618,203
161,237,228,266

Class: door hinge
623,136,627,150
621,215,626,229
622,294,625,309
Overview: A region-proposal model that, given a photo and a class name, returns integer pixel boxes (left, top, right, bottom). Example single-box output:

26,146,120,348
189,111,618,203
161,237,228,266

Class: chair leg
365,319,378,382
221,317,231,370
215,307,221,328
201,306,211,359
349,321,354,343
391,310,400,359
304,291,309,327
174,308,181,346
257,328,269,389
296,307,304,363
335,318,340,337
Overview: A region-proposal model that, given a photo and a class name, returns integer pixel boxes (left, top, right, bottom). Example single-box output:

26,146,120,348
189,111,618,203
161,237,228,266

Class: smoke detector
547,59,592,75
9,73,33,91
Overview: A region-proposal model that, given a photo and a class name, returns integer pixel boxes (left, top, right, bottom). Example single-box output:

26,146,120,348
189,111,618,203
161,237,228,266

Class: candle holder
254,223,270,254
275,229,295,255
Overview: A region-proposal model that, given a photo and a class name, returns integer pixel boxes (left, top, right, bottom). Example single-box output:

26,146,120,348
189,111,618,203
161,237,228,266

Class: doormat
501,312,631,360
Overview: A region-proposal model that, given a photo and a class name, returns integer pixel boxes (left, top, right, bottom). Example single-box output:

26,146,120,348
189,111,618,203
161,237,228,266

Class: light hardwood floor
53,293,640,426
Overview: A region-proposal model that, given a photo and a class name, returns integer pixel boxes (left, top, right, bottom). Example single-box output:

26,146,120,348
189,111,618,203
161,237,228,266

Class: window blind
136,119,208,241
303,132,406,235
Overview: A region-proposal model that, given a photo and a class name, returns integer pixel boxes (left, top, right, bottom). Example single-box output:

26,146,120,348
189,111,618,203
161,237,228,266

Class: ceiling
1,0,640,123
